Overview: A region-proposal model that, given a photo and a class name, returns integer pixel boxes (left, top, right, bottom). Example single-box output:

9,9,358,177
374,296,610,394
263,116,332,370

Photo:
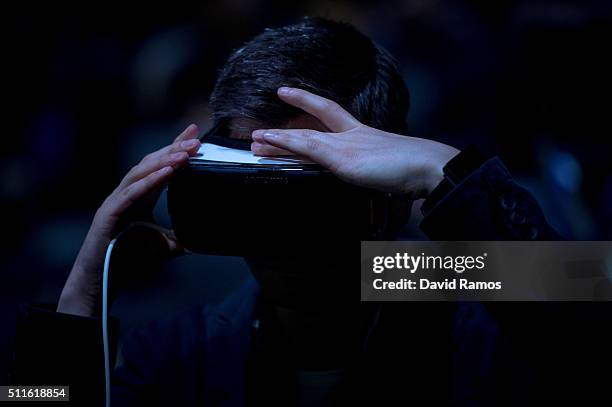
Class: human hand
57,124,201,316
252,87,459,200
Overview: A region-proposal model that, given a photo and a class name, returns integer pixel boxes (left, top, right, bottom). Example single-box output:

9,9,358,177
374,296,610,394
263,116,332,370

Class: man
13,17,589,407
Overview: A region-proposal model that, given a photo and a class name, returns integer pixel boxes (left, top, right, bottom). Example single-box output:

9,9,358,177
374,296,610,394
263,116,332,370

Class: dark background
1,0,611,383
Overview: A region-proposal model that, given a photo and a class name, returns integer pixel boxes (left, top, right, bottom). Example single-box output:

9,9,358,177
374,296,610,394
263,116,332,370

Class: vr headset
167,122,391,256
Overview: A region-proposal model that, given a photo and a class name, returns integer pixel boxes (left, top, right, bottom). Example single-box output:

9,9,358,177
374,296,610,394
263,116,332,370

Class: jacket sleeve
419,156,612,404
419,156,563,241
11,303,119,406
11,302,216,407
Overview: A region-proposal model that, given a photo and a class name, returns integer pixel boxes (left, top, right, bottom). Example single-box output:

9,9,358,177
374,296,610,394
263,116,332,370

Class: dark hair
210,17,410,134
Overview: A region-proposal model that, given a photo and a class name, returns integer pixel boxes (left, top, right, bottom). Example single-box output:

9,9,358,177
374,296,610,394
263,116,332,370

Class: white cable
102,238,117,407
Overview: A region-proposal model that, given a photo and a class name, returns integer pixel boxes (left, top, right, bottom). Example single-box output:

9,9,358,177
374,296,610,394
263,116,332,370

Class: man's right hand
57,124,201,317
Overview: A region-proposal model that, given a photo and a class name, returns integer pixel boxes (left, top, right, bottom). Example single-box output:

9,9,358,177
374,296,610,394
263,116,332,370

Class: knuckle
94,206,106,220
292,88,306,99
140,175,154,189
344,148,361,162
108,187,121,200
128,164,141,175
306,135,321,152
302,129,317,138
172,140,183,151
147,170,162,183
98,198,112,214
322,99,340,112
120,185,133,199
159,154,170,166
115,189,133,207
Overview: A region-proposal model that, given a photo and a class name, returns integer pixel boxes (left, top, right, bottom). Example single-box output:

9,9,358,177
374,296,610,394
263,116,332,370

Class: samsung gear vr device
167,122,390,256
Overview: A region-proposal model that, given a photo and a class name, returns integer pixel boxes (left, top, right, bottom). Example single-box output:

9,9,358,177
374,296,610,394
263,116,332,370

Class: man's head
210,17,410,138
207,17,411,308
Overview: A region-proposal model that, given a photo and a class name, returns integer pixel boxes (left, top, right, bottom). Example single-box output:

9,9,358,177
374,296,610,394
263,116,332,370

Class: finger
174,123,199,143
121,133,200,190
277,87,360,132
251,129,336,167
251,141,293,156
112,166,174,214
121,151,189,187
138,137,200,171
139,124,199,166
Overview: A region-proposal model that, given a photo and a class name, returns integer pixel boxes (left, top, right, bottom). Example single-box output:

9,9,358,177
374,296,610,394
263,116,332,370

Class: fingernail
263,132,279,140
186,123,197,131
181,139,200,149
278,87,292,96
160,166,173,175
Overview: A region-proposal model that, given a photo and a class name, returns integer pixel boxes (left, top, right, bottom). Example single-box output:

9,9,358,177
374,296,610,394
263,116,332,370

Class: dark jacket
14,283,505,406
12,156,610,406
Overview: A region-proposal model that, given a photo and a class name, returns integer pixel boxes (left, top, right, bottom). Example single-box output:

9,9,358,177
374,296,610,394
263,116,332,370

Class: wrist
57,223,111,317
421,142,460,198
422,161,446,198
57,266,100,317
